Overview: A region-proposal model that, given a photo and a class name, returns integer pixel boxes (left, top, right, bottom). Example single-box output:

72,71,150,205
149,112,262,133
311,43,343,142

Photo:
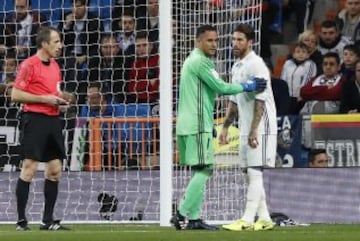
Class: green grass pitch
1,224,360,241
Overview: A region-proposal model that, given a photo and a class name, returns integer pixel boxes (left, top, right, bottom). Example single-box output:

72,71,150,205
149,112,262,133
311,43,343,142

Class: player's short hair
196,25,217,38
308,148,327,162
233,24,255,40
36,26,60,49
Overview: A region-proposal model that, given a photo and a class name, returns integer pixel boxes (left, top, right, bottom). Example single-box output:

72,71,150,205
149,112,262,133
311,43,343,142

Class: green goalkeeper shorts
177,132,214,166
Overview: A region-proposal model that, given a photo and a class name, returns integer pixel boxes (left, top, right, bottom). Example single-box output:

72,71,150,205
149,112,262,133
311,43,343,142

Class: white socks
241,168,270,223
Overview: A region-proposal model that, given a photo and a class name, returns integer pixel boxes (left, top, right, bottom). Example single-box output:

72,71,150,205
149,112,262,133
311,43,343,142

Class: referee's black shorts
20,112,65,162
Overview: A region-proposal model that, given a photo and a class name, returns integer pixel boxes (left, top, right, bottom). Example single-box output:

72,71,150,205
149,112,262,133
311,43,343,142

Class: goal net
0,0,262,224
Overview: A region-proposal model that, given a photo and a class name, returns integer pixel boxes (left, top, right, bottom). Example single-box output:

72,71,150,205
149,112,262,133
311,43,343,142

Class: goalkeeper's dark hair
196,25,217,38
233,24,255,41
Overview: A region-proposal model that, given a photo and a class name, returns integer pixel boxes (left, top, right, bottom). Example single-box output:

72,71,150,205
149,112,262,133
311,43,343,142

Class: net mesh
0,0,262,223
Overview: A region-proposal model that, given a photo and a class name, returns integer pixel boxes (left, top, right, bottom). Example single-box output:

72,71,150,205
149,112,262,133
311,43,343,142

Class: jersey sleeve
249,59,272,102
14,61,34,91
195,56,244,95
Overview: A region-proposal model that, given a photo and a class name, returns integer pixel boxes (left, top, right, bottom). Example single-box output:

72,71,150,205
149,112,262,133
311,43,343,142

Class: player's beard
233,48,246,59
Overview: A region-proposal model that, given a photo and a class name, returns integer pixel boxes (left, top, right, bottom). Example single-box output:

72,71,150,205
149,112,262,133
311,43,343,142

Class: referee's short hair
233,24,255,41
36,26,60,49
196,25,217,38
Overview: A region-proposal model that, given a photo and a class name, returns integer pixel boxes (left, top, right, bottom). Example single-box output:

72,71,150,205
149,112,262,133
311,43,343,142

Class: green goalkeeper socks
179,166,212,220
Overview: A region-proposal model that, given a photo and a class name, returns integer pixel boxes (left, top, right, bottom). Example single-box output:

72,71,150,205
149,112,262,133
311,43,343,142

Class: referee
11,27,73,231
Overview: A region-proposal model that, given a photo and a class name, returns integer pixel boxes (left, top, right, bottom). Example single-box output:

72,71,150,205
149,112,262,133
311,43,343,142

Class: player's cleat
222,219,254,231
254,220,274,231
16,220,30,231
186,219,219,231
170,210,186,230
39,220,70,231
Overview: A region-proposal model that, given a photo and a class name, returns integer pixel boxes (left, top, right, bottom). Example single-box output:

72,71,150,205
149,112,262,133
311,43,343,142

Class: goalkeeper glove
240,77,267,92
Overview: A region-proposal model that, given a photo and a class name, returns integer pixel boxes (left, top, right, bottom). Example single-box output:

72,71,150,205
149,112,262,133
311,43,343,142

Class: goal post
159,0,173,227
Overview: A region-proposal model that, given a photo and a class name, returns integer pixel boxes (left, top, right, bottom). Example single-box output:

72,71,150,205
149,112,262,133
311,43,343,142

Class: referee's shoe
16,220,30,231
40,220,70,231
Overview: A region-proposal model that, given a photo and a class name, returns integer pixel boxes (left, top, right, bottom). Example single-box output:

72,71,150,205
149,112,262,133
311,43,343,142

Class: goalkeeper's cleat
222,219,254,231
185,219,219,231
40,220,70,231
170,210,186,230
254,220,274,231
16,220,30,231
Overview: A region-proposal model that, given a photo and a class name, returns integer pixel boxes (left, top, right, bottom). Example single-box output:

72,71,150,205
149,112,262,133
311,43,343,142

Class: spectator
88,34,127,104
58,0,103,66
0,76,19,126
0,0,48,60
340,44,360,79
298,30,323,75
270,66,291,116
112,10,136,57
282,0,315,34
337,0,360,43
281,42,317,114
0,52,19,126
300,52,346,114
318,20,352,60
308,148,328,168
340,60,360,113
0,51,17,85
127,32,159,110
80,82,114,118
137,0,159,44
79,82,119,169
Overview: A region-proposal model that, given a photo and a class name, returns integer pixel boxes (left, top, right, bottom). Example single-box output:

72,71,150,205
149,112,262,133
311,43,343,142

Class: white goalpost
0,0,262,225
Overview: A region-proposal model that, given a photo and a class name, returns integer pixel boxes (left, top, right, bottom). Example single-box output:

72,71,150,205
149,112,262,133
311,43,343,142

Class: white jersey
229,51,277,136
280,58,317,98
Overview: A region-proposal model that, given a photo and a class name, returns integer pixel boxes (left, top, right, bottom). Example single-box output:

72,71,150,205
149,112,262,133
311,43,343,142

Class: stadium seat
88,0,114,32
30,0,63,26
114,103,153,154
1,1,14,18
273,55,287,78
338,0,346,10
326,9,338,21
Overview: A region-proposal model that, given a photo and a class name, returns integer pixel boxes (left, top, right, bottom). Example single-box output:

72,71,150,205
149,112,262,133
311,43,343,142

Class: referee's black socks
43,179,59,224
16,178,30,222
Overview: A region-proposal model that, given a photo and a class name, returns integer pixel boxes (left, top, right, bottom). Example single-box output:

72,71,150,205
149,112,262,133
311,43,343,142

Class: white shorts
239,134,277,168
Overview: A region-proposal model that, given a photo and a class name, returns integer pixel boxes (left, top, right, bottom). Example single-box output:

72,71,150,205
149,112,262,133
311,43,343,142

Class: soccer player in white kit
220,24,277,231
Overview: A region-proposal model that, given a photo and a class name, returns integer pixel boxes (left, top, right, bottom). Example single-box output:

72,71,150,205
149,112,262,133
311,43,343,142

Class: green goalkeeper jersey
176,48,244,135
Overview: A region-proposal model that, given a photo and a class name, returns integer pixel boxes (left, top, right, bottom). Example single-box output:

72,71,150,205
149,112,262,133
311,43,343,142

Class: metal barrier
88,117,160,171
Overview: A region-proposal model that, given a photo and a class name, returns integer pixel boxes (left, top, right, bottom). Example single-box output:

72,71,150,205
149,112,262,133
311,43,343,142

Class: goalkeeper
172,24,267,231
